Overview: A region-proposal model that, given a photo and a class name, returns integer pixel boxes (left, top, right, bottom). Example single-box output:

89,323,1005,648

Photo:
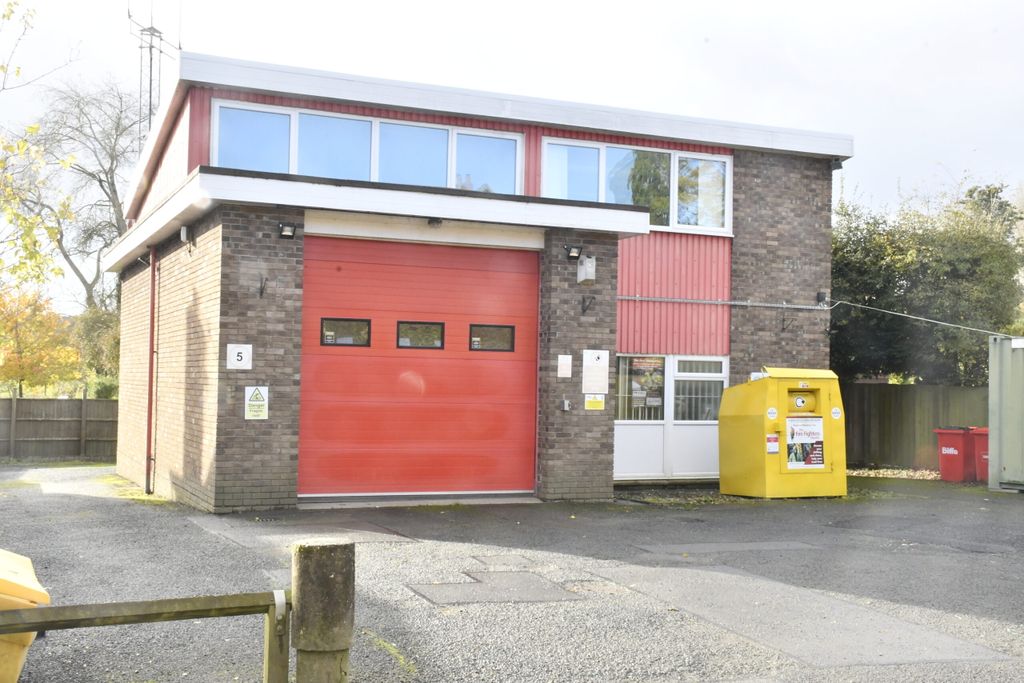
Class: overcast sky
5,0,1023,310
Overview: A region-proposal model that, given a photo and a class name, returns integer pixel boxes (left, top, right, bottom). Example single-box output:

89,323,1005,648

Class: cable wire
829,299,1011,337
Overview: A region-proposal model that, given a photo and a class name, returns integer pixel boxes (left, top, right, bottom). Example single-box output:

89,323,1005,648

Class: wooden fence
842,383,988,469
0,398,117,462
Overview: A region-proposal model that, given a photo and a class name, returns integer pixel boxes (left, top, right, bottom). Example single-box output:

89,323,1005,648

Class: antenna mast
129,2,179,141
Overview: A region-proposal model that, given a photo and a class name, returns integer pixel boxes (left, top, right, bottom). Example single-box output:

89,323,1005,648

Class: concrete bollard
291,542,355,682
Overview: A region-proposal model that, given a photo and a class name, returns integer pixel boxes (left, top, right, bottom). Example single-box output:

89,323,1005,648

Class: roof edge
178,52,853,160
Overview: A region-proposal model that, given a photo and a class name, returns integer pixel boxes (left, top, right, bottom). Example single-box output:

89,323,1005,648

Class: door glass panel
674,379,724,421
677,359,724,374
616,356,665,420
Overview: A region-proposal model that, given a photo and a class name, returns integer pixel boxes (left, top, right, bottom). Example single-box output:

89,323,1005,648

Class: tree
73,303,118,395
6,82,142,307
830,185,1024,386
1,1,63,283
0,288,79,396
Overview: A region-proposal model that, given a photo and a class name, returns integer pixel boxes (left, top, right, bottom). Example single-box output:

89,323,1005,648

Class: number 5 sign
226,344,253,370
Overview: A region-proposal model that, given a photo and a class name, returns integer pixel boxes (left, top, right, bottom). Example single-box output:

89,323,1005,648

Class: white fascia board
179,52,854,160
101,174,212,273
199,174,650,235
305,211,545,251
102,172,648,272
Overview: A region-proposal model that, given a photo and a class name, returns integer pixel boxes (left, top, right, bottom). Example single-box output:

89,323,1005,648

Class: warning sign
584,394,605,410
245,386,268,420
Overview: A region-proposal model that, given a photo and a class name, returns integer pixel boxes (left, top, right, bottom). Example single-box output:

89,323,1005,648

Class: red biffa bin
969,427,989,483
933,427,975,482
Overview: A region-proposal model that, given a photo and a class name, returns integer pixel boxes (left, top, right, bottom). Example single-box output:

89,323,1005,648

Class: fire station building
104,53,852,512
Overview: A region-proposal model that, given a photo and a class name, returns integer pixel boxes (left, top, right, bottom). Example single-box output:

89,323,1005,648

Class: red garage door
299,237,539,496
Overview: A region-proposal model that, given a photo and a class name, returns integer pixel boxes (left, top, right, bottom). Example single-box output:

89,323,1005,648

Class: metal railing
0,542,352,682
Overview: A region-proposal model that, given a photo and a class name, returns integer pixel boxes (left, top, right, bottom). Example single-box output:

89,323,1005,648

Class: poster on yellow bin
718,367,847,498
786,417,824,469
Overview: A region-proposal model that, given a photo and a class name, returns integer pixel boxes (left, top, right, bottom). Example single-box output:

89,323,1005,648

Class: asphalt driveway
2,465,1023,682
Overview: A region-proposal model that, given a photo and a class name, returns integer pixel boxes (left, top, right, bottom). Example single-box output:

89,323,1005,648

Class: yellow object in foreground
0,548,50,683
719,367,847,498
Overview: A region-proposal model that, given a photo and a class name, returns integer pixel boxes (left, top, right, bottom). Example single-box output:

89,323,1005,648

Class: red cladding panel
299,237,539,495
617,232,731,355
187,88,212,170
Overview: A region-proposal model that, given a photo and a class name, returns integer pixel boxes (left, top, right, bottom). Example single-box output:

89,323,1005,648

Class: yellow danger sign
245,386,268,420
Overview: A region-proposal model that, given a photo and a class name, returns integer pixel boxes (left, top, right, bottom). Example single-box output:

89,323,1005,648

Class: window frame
396,320,446,350
614,354,668,424
671,355,730,425
211,99,524,194
213,104,294,174
468,324,516,352
319,317,372,347
540,139,604,203
540,136,733,236
296,110,375,181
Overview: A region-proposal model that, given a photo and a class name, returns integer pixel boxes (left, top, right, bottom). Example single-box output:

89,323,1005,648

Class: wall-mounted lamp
278,222,297,239
564,245,583,261
179,225,191,243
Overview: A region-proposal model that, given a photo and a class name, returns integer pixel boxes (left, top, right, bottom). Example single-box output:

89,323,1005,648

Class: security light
278,222,297,239
564,245,583,261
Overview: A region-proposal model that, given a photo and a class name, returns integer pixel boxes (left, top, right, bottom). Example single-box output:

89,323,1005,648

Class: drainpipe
145,245,158,494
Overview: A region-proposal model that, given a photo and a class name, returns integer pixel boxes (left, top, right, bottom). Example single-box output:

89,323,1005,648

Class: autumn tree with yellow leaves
0,289,79,396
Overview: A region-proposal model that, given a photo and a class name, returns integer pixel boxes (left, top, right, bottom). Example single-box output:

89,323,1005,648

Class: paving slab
594,564,1010,667
408,571,583,605
474,553,535,568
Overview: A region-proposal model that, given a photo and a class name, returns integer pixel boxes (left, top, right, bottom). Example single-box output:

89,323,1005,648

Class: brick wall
730,150,833,386
116,260,150,487
537,228,619,500
213,205,304,511
116,213,223,510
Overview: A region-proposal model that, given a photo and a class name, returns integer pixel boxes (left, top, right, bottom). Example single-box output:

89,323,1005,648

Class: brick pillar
730,150,833,386
537,228,619,500
215,205,305,511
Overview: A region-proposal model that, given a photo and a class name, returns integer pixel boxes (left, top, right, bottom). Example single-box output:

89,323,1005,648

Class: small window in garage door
469,324,515,352
321,318,370,346
397,321,445,349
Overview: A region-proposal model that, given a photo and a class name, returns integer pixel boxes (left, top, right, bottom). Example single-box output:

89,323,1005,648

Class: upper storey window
379,123,448,187
456,133,517,194
217,107,291,174
298,113,371,181
212,100,523,194
542,138,731,234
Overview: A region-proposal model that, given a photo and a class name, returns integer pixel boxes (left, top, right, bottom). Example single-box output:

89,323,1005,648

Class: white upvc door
614,355,728,481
